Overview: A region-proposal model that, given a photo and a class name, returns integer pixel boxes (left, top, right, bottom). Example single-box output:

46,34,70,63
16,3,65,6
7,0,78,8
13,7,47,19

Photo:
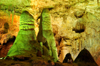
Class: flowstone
6,11,37,57
37,8,58,62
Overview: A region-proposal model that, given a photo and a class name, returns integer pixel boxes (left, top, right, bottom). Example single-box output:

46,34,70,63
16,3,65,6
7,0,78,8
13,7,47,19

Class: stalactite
5,10,11,23
11,10,14,25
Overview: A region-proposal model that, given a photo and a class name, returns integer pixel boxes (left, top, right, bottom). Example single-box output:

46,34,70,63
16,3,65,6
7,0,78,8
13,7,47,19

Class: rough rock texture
74,48,98,66
0,0,100,65
6,11,38,57
0,11,19,44
0,11,19,57
0,36,15,57
37,8,58,62
0,58,78,66
63,53,73,63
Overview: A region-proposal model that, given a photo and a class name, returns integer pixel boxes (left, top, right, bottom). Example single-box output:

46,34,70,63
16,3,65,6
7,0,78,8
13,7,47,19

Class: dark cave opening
0,36,16,57
72,28,85,33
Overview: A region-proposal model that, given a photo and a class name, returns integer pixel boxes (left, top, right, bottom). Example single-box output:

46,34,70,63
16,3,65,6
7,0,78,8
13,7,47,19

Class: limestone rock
37,8,58,62
6,11,37,57
74,48,98,66
74,10,85,18
63,53,73,63
73,20,85,33
0,0,100,65
0,36,15,57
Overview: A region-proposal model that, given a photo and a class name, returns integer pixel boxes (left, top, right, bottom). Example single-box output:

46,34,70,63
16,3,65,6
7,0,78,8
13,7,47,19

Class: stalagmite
6,11,36,57
37,8,58,62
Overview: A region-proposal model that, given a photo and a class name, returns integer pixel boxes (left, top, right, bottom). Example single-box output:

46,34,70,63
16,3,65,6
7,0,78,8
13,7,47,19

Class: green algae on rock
37,8,58,62
6,11,37,57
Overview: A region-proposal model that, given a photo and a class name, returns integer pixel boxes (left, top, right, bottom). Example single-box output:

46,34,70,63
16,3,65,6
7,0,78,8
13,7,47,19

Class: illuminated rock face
1,0,100,65
37,8,58,62
7,11,36,57
0,11,20,57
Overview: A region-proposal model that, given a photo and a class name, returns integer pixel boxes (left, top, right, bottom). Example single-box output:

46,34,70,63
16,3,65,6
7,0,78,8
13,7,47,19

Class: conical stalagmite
37,8,58,62
7,11,36,57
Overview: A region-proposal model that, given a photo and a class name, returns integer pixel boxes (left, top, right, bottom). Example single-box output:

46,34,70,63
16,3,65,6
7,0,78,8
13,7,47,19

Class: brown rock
0,37,14,57
0,29,8,34
4,22,9,29
73,21,85,33
47,60,55,66
96,56,100,66
10,63,22,66
36,50,42,57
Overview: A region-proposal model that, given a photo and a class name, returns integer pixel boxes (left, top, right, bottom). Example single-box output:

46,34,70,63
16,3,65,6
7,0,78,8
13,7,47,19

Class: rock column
37,8,58,62
7,11,36,57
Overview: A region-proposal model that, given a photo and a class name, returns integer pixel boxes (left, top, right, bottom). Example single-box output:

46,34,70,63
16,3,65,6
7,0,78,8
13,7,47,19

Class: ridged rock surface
0,0,100,65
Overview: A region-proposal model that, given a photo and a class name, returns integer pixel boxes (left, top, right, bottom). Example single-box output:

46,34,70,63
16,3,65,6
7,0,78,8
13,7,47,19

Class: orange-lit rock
96,56,100,66
0,37,15,57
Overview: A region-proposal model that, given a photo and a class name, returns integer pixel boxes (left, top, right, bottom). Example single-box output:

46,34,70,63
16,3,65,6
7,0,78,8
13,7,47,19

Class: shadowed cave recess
0,0,100,66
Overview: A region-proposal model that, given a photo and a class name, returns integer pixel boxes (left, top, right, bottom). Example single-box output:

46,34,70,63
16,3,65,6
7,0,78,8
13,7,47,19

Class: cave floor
0,59,77,66
0,59,97,66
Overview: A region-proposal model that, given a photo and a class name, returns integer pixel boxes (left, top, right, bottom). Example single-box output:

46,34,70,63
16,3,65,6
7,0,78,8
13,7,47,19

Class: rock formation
37,8,58,62
0,0,100,65
0,36,15,57
6,11,38,57
74,48,98,66
63,53,73,63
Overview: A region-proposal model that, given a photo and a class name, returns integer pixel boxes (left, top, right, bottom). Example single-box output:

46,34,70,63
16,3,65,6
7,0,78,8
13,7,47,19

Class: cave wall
0,0,100,65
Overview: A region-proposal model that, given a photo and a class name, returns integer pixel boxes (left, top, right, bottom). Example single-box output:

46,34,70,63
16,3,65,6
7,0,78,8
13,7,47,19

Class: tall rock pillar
37,8,58,62
7,11,36,57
